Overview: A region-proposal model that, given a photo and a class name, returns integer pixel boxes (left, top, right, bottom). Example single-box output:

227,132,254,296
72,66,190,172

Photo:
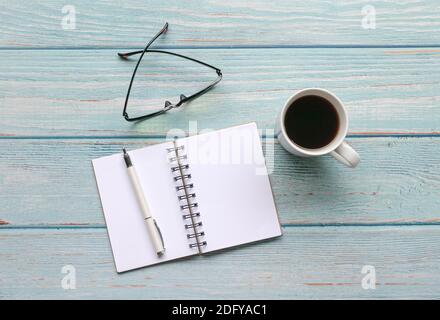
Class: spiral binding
168,142,207,254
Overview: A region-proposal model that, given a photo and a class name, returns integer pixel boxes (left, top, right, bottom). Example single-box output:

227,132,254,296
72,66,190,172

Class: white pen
123,148,165,256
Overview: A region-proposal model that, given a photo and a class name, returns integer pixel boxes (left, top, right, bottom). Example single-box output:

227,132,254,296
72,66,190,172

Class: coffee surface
284,95,339,149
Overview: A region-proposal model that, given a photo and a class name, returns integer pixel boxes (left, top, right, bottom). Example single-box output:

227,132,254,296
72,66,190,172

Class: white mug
276,88,360,168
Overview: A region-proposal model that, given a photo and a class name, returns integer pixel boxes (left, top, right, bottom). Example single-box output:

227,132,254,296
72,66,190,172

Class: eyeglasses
118,22,223,122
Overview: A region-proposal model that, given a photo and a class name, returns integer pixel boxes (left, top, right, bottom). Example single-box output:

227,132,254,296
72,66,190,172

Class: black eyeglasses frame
118,22,223,122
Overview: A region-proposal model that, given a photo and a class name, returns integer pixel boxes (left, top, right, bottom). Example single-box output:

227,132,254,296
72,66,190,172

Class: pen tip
122,148,127,155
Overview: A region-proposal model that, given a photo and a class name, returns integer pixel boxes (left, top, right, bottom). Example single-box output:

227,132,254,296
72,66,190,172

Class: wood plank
1,226,439,299
1,48,440,137
1,137,439,226
1,1,440,48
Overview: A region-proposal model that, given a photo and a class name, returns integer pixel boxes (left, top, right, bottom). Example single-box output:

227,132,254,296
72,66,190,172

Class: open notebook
92,123,282,272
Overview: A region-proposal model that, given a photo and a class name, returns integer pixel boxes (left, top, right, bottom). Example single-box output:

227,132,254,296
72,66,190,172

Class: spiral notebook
92,123,282,272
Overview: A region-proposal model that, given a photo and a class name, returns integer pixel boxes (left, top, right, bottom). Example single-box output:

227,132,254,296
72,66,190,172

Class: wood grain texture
1,0,439,300
1,226,439,299
1,137,439,226
1,0,440,48
1,48,440,137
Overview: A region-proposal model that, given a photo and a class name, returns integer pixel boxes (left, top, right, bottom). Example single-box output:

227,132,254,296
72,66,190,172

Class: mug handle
330,141,360,168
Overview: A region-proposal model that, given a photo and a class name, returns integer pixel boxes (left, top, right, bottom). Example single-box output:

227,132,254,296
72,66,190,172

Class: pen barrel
127,167,165,255
127,167,151,219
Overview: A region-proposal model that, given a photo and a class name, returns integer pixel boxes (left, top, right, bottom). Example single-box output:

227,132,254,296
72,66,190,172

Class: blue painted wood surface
1,0,440,48
0,1,439,299
1,48,440,136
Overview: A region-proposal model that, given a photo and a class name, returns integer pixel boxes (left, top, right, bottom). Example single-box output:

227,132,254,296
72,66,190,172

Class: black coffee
284,95,339,149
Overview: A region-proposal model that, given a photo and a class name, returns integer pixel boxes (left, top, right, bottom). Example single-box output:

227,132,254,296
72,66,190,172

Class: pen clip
153,219,165,251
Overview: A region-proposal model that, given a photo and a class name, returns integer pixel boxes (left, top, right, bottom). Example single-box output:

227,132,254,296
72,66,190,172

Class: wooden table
1,1,439,299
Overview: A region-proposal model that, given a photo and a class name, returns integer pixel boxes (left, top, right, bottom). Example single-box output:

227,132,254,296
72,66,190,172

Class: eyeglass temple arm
118,50,144,58
121,23,168,121
118,49,222,75
117,22,168,59
119,48,221,80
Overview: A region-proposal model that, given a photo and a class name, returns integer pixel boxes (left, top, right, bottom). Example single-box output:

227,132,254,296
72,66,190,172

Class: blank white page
179,123,282,253
92,142,196,272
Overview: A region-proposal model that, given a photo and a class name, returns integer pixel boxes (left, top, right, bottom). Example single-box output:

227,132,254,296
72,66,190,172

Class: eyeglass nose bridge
164,101,174,111
164,94,188,111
